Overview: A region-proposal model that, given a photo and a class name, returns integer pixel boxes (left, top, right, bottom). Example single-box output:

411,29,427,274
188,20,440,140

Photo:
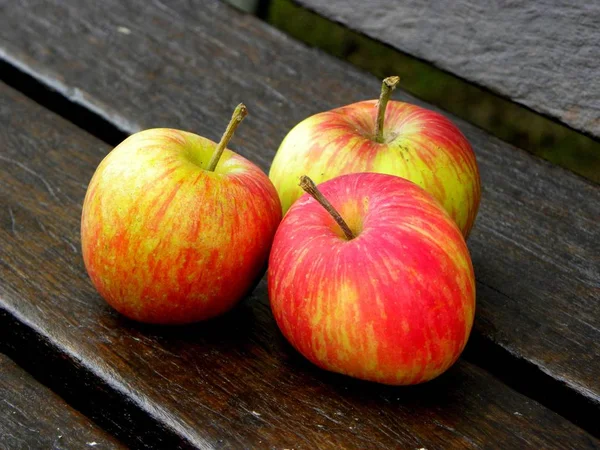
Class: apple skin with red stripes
269,100,480,237
268,173,475,385
81,128,281,324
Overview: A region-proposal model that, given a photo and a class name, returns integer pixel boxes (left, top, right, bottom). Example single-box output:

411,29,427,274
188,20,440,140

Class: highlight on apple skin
81,106,282,324
269,77,481,238
268,173,476,385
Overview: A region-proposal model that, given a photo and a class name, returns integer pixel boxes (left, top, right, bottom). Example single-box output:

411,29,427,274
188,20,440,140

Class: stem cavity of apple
206,103,248,172
375,76,400,144
299,175,356,241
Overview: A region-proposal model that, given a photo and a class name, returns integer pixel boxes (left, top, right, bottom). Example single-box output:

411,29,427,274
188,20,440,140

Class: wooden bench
1,1,598,448
0,354,125,449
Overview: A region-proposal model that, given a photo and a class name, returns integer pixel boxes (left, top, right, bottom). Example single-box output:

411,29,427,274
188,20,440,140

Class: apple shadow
114,299,253,342
103,260,471,416
274,333,470,412
110,268,272,348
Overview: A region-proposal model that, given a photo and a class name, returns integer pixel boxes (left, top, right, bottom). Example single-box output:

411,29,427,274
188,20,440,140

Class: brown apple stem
299,176,355,240
206,103,248,171
374,76,400,143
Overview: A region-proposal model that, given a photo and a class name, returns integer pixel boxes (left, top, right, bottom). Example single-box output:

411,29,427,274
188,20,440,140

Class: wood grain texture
295,0,600,138
1,0,598,411
0,354,124,450
1,83,599,448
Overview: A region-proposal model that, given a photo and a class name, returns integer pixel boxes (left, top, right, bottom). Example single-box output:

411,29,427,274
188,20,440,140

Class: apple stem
206,103,248,171
299,176,355,240
375,76,400,143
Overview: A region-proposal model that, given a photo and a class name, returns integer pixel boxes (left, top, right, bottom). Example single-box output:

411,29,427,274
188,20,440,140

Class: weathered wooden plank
0,313,195,450
295,0,600,138
0,353,124,450
1,0,598,413
1,83,598,448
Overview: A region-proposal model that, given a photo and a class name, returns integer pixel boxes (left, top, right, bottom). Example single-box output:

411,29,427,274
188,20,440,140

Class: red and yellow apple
269,77,480,237
268,173,475,385
81,105,281,324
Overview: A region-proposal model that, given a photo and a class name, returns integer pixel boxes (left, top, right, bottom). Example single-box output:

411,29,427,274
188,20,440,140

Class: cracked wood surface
296,0,600,138
1,0,598,410
0,354,124,449
1,82,598,448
